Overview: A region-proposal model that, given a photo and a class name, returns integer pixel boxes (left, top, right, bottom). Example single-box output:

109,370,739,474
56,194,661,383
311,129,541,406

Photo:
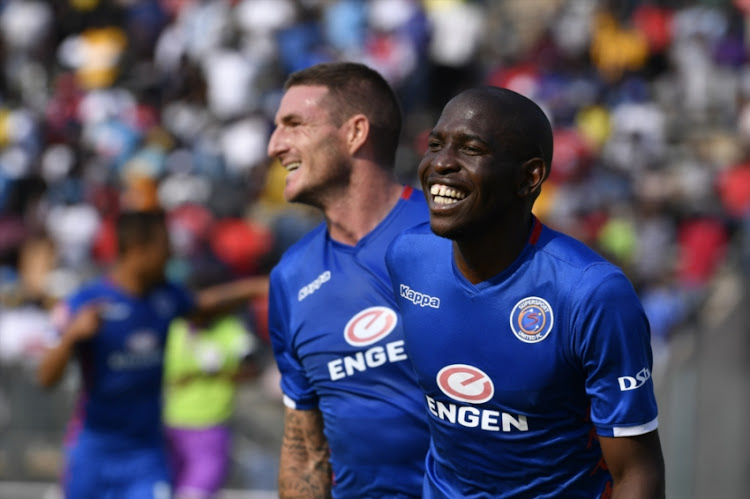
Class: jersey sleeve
572,266,659,438
268,266,319,410
46,288,97,346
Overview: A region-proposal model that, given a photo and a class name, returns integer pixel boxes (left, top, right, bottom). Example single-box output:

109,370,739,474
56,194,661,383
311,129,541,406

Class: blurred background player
387,86,665,497
266,62,430,498
36,210,268,499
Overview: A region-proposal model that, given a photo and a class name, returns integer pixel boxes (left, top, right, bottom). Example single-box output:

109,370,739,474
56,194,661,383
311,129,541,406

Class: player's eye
462,145,483,155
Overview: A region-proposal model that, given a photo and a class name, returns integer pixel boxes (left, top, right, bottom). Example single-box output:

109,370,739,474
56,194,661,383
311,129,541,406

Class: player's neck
323,166,403,246
453,214,534,284
109,261,149,296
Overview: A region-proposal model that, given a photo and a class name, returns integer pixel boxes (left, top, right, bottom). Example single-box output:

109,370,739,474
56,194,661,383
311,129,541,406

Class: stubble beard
288,146,353,210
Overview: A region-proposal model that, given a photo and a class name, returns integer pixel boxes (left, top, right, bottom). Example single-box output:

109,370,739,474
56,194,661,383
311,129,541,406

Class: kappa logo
343,306,398,347
298,271,331,301
399,284,440,308
436,364,494,404
509,296,554,343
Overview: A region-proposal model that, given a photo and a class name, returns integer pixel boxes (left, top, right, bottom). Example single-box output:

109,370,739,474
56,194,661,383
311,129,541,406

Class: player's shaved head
449,86,553,177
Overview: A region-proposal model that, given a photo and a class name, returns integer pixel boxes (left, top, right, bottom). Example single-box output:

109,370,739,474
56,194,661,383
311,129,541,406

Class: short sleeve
46,289,95,346
573,268,659,438
268,267,318,410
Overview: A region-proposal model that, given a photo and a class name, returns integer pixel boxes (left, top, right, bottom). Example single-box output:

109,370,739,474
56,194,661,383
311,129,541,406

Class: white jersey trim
282,394,297,409
612,416,659,437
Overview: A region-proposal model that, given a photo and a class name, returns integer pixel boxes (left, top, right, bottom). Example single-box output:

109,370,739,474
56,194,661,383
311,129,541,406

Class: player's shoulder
377,186,429,236
402,220,432,236
156,279,190,296
400,186,429,212
538,225,614,269
67,277,113,304
151,280,193,310
537,224,632,291
271,222,328,276
390,220,433,249
387,221,442,266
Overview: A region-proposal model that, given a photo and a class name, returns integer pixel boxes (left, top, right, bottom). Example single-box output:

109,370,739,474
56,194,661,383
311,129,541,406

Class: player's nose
267,126,286,158
431,145,460,174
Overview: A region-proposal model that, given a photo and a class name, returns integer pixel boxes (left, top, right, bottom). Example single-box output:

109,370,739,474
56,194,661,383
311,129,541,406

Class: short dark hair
116,210,167,255
284,62,402,166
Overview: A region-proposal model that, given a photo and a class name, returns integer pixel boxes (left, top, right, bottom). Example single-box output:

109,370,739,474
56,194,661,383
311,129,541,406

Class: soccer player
36,210,268,499
386,86,665,498
266,62,430,498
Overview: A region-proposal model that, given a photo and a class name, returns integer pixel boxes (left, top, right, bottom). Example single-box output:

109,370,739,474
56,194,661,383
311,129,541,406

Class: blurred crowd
1,0,750,472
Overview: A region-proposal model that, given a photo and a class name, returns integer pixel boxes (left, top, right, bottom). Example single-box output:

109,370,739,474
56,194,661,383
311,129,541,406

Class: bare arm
192,275,269,320
278,406,332,499
599,430,665,499
36,305,100,388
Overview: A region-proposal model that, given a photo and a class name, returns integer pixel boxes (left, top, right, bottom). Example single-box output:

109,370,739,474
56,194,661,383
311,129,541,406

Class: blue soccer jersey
55,278,194,497
385,218,659,498
269,186,431,498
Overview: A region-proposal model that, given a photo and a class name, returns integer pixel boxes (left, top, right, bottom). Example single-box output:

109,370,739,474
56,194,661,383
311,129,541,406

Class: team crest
509,296,554,343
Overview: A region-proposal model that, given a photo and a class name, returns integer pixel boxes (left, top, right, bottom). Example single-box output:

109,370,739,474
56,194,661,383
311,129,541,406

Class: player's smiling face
418,94,523,240
267,85,352,206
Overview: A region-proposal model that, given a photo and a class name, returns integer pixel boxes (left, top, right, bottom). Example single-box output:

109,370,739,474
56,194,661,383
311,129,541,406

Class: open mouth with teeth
285,161,301,172
430,183,467,205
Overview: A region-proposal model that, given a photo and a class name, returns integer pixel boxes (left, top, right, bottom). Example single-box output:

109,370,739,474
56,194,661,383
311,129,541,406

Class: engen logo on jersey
509,296,554,343
436,364,494,404
429,364,528,432
343,306,397,347
328,307,407,381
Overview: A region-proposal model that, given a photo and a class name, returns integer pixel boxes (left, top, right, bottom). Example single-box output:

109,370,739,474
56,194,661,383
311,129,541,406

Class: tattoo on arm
278,407,332,499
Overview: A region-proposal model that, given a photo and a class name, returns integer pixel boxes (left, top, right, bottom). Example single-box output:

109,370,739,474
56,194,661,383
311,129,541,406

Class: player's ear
517,158,547,199
344,114,369,155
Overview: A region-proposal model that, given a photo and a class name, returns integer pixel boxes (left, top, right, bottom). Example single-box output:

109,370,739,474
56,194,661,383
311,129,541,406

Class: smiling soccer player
387,86,665,498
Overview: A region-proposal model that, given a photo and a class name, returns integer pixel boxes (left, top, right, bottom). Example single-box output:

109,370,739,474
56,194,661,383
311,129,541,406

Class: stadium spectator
163,308,260,499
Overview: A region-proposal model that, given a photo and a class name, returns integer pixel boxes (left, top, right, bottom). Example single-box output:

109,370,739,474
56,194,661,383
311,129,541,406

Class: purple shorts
166,425,231,496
